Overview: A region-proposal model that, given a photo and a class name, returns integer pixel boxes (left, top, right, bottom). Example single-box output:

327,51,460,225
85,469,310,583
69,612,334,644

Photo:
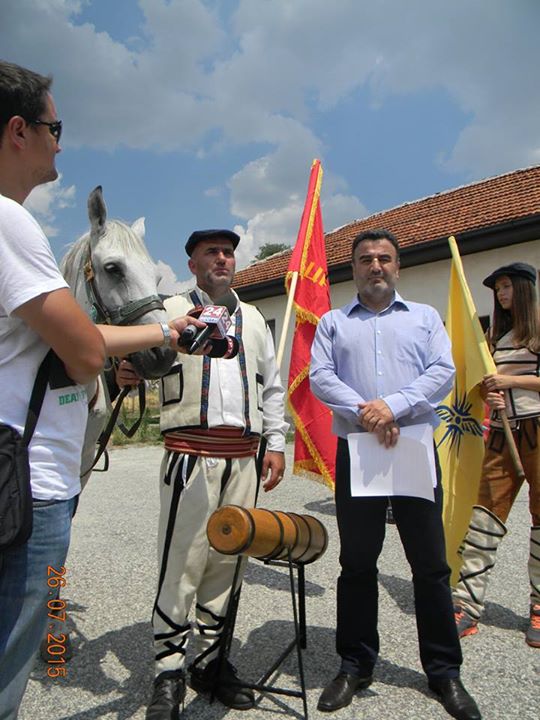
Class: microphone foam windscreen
212,291,237,315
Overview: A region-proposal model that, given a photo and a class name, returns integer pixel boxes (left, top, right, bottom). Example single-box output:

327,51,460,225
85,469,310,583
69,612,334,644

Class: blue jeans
0,496,76,720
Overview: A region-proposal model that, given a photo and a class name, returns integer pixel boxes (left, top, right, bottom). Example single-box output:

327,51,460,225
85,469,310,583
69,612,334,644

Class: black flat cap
483,262,537,289
185,229,240,256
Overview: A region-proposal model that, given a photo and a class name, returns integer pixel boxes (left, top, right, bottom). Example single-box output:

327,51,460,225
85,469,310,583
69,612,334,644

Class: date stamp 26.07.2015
45,565,69,678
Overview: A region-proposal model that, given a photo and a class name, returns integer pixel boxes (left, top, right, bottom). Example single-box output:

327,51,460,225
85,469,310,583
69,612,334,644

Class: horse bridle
81,248,164,475
83,253,165,325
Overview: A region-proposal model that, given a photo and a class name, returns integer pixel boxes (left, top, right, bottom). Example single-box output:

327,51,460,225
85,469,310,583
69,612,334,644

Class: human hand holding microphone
116,292,239,388
177,291,239,359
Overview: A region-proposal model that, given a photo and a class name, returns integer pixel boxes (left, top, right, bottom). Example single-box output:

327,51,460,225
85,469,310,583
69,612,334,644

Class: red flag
287,160,336,487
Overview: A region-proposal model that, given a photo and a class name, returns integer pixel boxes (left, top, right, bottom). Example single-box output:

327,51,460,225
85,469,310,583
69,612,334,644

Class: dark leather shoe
190,658,254,710
428,678,482,720
317,671,373,712
146,670,185,720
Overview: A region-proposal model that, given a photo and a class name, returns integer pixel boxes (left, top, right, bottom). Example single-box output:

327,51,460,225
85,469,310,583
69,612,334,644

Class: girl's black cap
483,262,536,289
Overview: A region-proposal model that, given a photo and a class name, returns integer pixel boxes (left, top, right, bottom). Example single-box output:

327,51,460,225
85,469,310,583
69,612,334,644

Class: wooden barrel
207,505,328,565
273,512,328,564
206,506,297,559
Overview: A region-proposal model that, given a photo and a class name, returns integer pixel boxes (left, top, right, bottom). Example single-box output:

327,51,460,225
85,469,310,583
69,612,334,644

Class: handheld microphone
178,330,239,359
180,291,238,356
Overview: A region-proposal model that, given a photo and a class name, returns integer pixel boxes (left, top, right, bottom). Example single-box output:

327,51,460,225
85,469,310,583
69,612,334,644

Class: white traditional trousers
151,450,258,676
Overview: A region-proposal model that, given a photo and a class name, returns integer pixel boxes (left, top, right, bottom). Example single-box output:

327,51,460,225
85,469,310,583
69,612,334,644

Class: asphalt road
19,444,539,720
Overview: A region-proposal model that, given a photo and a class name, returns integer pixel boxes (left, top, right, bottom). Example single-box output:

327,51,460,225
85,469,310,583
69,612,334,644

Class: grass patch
110,384,162,446
111,408,162,446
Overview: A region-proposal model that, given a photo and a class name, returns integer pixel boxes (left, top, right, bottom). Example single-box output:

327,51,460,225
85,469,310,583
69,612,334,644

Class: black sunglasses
29,119,62,143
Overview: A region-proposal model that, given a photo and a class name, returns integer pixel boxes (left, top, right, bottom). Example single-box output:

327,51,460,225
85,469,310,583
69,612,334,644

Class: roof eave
235,214,540,302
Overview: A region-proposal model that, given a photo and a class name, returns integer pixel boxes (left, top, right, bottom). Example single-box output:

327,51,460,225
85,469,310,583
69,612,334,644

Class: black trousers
334,437,462,680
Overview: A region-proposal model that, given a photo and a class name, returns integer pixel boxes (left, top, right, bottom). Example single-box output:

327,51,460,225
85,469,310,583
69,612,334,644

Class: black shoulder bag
0,350,52,551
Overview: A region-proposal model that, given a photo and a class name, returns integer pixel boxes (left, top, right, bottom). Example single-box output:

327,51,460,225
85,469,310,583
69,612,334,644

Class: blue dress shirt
309,291,455,439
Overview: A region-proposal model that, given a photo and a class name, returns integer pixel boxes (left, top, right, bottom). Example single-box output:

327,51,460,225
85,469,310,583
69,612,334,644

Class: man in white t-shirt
0,60,107,720
0,61,203,720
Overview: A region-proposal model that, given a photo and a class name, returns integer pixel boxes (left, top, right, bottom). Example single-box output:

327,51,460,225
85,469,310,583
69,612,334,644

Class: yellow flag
435,236,497,584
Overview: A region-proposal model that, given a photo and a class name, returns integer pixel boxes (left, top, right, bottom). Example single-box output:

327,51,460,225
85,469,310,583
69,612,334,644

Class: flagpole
499,412,526,479
276,271,298,369
276,158,322,370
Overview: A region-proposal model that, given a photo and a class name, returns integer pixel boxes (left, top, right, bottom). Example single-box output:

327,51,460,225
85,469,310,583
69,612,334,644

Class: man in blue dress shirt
310,229,481,720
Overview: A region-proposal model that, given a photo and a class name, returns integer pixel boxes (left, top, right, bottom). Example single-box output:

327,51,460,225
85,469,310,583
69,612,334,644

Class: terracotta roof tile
234,165,540,289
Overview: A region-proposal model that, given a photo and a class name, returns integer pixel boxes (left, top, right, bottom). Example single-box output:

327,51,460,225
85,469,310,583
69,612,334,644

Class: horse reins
81,380,147,477
81,249,164,475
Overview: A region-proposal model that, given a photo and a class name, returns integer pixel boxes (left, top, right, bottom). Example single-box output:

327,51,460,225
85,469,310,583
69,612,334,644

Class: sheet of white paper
347,424,436,502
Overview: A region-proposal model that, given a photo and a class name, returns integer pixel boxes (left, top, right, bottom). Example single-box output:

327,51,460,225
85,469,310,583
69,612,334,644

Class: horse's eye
103,262,122,275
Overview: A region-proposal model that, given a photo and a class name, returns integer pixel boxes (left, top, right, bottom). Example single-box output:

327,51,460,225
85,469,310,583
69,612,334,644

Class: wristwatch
159,322,172,347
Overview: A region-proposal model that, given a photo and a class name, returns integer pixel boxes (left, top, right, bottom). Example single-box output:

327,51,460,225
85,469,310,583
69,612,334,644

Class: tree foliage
254,242,290,261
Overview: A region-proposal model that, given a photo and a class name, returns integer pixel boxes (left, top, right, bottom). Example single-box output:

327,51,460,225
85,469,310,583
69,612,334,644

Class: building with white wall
234,165,540,386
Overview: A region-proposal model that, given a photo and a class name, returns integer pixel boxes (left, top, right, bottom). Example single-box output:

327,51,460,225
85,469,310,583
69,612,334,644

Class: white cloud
322,194,368,234
226,0,540,180
233,190,367,269
234,204,300,270
4,0,540,257
156,260,193,295
23,174,76,237
1,0,536,174
229,127,322,219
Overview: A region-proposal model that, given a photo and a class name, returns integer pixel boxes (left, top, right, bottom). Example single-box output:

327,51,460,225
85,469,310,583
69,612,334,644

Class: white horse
61,186,175,486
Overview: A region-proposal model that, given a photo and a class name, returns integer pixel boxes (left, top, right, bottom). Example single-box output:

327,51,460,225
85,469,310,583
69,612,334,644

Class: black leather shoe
428,678,482,720
317,671,373,712
190,658,254,710
146,670,186,720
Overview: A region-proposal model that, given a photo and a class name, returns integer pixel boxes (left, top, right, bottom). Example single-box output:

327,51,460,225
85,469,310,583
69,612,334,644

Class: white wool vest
159,292,268,436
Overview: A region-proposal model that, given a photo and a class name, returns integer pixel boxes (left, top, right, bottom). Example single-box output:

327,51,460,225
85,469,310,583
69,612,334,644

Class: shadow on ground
304,498,335,517
243,561,325,597
29,605,494,719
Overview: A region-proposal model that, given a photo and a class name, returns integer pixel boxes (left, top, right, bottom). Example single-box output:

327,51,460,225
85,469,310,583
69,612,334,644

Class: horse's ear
88,186,107,235
132,217,146,240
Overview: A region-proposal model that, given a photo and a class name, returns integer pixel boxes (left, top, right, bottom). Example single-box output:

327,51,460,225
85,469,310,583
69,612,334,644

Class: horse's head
65,186,176,379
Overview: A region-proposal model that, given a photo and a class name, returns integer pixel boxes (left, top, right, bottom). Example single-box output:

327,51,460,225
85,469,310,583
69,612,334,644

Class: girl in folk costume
453,262,540,647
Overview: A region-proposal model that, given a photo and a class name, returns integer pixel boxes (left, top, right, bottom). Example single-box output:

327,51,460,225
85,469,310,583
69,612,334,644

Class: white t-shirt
0,194,88,499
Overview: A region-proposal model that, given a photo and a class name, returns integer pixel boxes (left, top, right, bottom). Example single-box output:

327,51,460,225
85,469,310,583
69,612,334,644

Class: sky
2,0,539,292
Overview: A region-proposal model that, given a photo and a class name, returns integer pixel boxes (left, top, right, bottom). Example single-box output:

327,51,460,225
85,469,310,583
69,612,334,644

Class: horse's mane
61,236,87,288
